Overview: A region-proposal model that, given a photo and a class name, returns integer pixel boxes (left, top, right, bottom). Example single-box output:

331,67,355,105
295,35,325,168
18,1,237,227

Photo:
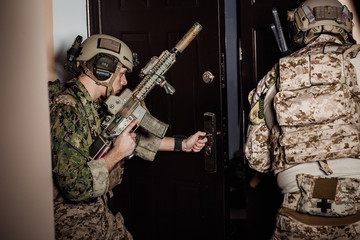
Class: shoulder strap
343,44,360,59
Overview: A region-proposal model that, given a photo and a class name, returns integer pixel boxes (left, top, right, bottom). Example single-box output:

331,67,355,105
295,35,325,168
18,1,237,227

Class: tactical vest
271,45,360,174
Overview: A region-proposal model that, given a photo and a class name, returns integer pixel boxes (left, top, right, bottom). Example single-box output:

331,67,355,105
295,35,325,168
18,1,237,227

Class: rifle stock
89,23,202,159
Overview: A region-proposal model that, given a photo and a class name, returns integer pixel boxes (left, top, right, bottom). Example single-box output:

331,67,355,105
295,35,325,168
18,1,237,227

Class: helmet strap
106,63,122,97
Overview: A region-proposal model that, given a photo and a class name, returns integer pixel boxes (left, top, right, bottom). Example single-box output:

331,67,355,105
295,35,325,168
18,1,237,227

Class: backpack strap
343,44,360,59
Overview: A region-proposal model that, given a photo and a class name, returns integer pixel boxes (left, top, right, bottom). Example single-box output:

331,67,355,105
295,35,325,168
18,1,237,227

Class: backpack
271,44,360,173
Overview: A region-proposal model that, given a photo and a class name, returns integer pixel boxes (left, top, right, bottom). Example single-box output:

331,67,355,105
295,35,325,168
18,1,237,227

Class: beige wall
0,0,55,239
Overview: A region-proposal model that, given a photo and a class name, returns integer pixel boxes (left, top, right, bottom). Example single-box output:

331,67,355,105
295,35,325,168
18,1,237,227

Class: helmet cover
288,0,354,46
76,34,135,72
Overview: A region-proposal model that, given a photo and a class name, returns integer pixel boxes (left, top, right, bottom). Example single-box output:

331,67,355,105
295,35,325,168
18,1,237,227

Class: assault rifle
89,22,202,159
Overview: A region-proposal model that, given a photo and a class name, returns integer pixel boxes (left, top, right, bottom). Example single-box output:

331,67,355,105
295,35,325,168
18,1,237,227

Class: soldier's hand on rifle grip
104,118,140,171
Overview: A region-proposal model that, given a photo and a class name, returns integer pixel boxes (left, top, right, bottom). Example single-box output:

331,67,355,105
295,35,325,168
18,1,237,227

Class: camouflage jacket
50,79,162,239
245,35,360,175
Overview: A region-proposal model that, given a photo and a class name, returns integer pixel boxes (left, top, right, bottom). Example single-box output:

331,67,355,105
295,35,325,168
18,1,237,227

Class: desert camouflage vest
271,44,360,173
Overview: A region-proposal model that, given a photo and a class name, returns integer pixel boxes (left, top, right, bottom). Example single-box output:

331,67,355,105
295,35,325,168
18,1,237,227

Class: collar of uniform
70,78,95,105
308,34,343,46
292,35,344,56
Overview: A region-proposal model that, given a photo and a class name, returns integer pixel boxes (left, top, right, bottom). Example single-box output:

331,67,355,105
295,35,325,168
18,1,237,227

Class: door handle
204,112,216,172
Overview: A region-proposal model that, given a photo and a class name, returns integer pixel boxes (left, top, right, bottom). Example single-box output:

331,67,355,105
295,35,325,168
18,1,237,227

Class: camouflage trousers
54,191,133,240
272,174,360,239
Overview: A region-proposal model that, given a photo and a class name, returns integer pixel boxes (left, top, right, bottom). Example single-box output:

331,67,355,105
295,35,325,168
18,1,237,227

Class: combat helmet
288,0,355,47
74,34,138,96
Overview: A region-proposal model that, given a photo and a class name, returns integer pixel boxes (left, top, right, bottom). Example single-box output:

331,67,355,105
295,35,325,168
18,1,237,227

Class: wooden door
239,0,304,239
88,1,227,239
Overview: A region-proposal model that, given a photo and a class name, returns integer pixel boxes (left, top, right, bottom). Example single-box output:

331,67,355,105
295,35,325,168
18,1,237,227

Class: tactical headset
67,34,137,97
93,53,119,81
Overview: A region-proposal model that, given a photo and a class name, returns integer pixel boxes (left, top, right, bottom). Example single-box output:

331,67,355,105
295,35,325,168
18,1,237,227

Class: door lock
202,71,215,84
203,112,216,172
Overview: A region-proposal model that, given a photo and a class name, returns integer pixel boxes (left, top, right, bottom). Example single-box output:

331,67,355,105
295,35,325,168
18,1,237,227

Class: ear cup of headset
93,55,116,81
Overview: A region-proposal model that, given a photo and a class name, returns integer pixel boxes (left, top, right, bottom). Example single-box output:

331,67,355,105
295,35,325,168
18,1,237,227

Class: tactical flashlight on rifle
89,22,203,159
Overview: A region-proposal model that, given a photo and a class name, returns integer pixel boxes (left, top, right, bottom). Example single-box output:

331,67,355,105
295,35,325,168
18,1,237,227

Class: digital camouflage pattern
50,79,163,239
296,174,360,217
245,35,360,239
244,66,278,173
245,35,360,174
272,43,360,172
272,210,360,240
245,120,271,173
53,186,133,240
51,79,106,202
273,187,360,240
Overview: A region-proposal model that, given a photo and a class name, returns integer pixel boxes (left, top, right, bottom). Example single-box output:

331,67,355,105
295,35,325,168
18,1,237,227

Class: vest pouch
274,81,360,165
296,174,360,217
279,54,310,91
245,121,271,172
279,52,343,91
310,52,343,85
279,116,359,145
283,134,360,164
279,122,360,165
274,83,356,126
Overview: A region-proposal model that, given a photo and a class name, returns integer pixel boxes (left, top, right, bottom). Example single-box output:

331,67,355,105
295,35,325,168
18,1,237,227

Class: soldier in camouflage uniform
245,0,360,239
50,34,207,239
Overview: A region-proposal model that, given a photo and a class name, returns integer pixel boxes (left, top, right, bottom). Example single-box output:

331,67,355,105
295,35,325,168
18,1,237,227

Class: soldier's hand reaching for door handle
183,131,208,152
